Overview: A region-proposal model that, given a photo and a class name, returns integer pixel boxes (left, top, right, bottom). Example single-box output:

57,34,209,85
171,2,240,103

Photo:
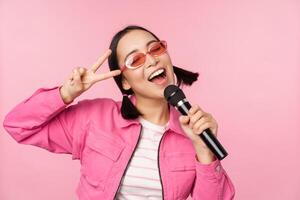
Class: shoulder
73,97,122,115
74,97,127,131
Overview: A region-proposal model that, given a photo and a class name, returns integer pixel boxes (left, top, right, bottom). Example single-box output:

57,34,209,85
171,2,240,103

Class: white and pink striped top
115,116,169,200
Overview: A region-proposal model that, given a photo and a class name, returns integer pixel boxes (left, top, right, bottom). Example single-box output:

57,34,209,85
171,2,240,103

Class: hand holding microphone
164,85,228,160
179,105,219,157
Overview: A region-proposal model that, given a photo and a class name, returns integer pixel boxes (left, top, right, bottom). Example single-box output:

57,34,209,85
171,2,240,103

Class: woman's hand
179,105,219,162
59,49,121,104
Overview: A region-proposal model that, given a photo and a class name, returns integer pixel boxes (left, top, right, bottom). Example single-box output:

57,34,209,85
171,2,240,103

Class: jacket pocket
166,152,196,171
165,152,196,199
81,130,125,191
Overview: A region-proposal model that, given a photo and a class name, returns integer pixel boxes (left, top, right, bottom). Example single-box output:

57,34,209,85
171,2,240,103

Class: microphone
164,84,228,160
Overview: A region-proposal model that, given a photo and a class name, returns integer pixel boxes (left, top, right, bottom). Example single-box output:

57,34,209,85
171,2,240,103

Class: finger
188,105,202,115
189,110,205,128
68,72,73,80
179,116,190,124
90,49,112,73
193,116,211,132
92,69,121,83
193,122,214,135
72,69,81,84
69,67,80,80
78,67,86,75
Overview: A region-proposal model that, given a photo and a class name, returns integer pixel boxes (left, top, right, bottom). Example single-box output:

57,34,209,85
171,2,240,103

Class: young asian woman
3,25,235,200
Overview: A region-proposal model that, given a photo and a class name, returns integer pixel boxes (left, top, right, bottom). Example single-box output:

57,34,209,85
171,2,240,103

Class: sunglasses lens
126,53,146,68
149,41,167,56
125,41,167,69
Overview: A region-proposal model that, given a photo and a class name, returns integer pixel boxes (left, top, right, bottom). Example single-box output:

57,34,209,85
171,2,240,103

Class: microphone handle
177,100,228,160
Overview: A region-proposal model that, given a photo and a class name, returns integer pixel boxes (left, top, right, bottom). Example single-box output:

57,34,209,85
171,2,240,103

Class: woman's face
117,30,175,100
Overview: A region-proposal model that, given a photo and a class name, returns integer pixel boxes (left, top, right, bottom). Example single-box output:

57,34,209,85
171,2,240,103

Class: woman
3,25,235,200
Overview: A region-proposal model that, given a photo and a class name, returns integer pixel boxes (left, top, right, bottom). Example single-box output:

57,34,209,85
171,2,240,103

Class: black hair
108,25,199,119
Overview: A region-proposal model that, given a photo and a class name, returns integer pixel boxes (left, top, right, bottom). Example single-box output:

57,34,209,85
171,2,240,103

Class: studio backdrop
1,0,299,199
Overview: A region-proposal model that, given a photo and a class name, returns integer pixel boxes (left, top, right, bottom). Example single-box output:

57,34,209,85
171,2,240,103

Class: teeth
148,69,165,80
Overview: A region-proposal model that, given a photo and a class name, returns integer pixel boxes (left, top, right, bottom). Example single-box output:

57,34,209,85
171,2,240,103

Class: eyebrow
124,39,158,62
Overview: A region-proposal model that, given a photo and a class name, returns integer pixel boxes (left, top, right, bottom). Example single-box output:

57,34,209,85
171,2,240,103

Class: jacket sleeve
191,156,235,199
2,85,88,160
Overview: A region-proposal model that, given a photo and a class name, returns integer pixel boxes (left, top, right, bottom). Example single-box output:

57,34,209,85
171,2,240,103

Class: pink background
1,0,300,199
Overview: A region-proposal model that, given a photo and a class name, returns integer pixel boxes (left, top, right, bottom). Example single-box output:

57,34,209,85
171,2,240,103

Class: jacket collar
118,95,185,136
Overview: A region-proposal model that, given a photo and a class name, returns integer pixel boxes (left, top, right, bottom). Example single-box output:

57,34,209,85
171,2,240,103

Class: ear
122,76,131,90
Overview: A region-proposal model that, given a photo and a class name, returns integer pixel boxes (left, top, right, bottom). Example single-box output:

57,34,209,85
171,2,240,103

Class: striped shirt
115,117,169,200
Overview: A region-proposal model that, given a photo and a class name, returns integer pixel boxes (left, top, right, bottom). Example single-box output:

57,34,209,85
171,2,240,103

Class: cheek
161,53,172,65
160,55,175,80
160,54,173,72
123,68,147,87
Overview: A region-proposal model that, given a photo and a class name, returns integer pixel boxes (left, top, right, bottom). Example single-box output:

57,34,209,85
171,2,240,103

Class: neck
135,95,169,126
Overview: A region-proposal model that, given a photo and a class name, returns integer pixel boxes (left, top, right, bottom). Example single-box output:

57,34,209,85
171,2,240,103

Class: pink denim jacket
3,86,235,200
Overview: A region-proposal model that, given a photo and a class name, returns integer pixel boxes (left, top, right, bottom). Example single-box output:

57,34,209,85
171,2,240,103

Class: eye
150,44,161,52
132,56,142,64
127,53,145,67
149,42,166,55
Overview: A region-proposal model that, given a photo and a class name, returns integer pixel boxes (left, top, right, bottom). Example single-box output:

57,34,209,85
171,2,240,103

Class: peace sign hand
59,49,121,104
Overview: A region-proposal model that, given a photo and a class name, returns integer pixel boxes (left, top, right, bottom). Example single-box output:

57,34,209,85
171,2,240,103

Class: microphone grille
164,85,186,106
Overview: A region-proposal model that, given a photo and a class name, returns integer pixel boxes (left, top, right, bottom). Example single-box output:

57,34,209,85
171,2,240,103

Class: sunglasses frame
120,40,167,71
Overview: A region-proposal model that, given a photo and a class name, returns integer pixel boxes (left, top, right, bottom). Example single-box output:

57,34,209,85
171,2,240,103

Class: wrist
193,142,216,164
59,86,74,104
195,152,216,164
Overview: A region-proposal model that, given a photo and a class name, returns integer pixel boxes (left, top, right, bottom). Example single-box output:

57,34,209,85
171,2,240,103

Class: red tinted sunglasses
120,40,167,71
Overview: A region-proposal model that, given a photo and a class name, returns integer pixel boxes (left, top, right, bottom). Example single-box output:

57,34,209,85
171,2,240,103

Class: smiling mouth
148,68,166,82
147,68,168,85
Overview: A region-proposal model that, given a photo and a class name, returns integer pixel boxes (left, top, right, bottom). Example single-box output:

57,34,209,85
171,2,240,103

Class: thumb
179,115,190,125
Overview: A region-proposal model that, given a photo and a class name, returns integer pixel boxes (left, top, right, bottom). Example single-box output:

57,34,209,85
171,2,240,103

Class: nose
145,53,158,68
